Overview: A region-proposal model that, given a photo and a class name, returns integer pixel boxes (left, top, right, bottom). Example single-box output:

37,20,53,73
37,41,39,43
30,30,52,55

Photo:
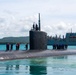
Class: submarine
0,13,76,61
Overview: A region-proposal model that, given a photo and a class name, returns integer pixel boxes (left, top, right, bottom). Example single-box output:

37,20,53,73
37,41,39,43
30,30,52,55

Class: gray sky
0,0,76,38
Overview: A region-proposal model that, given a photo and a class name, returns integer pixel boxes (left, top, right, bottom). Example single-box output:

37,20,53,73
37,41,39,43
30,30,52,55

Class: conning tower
29,13,47,50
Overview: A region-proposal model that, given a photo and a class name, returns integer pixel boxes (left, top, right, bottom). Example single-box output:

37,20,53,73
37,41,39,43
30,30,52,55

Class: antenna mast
71,28,72,33
38,13,41,31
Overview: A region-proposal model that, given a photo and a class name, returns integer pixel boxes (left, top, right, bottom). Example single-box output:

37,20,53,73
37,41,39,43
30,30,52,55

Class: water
0,56,76,75
0,44,76,51
47,45,76,50
0,44,30,51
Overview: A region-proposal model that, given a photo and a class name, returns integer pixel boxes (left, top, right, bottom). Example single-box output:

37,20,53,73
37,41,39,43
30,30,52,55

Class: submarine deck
0,50,76,61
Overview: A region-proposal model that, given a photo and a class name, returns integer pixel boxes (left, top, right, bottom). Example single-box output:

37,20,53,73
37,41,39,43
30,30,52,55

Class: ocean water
0,44,30,51
0,44,76,51
47,45,76,50
0,56,76,75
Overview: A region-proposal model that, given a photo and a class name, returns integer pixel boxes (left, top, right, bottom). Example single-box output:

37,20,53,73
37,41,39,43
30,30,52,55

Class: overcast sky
0,0,76,38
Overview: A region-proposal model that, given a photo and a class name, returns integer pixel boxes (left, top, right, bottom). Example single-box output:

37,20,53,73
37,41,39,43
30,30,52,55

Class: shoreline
0,50,76,61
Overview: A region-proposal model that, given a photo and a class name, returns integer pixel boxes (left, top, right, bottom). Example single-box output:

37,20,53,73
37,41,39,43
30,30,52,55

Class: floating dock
0,50,76,61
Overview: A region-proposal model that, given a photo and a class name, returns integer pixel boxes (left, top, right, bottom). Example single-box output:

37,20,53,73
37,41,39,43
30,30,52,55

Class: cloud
0,0,76,38
0,10,39,38
41,21,76,37
0,10,75,39
56,22,67,30
0,18,5,23
0,11,75,38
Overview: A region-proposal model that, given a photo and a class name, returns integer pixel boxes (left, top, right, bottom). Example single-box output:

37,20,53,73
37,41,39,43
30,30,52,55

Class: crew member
6,43,10,51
